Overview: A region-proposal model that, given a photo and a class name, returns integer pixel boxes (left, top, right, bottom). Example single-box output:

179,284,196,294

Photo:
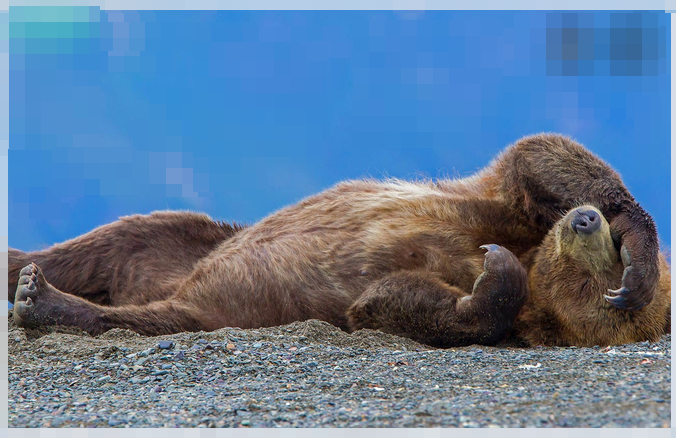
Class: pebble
138,348,155,358
158,341,174,350
73,399,88,407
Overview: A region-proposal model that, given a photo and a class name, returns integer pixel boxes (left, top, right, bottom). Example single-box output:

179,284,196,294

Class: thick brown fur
9,134,671,347
513,206,670,346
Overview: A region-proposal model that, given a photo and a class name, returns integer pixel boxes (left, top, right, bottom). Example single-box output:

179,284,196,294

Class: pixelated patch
545,12,667,77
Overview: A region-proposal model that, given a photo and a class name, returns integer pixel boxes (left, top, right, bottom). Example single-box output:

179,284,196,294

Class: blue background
9,10,671,253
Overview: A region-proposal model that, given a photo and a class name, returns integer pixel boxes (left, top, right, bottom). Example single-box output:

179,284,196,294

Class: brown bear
8,133,670,347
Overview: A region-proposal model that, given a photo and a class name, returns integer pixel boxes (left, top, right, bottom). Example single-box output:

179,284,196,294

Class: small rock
174,351,186,360
253,343,263,348
241,420,251,426
138,348,154,357
161,364,172,370
153,385,163,393
98,375,112,383
158,341,174,350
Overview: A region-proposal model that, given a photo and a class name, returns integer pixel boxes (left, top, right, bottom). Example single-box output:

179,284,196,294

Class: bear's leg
489,134,659,311
12,233,352,336
347,245,528,347
8,211,243,306
13,263,206,336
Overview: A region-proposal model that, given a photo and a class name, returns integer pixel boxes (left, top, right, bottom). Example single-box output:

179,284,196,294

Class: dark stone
158,341,174,350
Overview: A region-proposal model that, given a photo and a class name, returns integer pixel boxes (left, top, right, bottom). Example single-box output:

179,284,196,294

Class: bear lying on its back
8,134,671,347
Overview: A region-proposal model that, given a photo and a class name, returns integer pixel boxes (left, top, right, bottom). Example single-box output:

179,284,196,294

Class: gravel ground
8,313,671,428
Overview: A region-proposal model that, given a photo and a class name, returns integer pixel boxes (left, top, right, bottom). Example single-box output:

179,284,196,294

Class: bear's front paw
604,245,656,311
471,244,528,312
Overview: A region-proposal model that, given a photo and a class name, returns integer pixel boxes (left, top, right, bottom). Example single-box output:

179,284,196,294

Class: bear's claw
604,245,651,311
604,287,633,309
480,244,501,252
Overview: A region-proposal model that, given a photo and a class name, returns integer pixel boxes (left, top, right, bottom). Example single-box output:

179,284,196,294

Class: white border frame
2,3,673,435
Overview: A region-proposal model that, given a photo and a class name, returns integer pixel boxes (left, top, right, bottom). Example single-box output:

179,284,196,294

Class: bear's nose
571,209,601,235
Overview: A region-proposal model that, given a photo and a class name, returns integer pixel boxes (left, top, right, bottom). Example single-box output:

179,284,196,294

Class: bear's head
516,205,670,347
